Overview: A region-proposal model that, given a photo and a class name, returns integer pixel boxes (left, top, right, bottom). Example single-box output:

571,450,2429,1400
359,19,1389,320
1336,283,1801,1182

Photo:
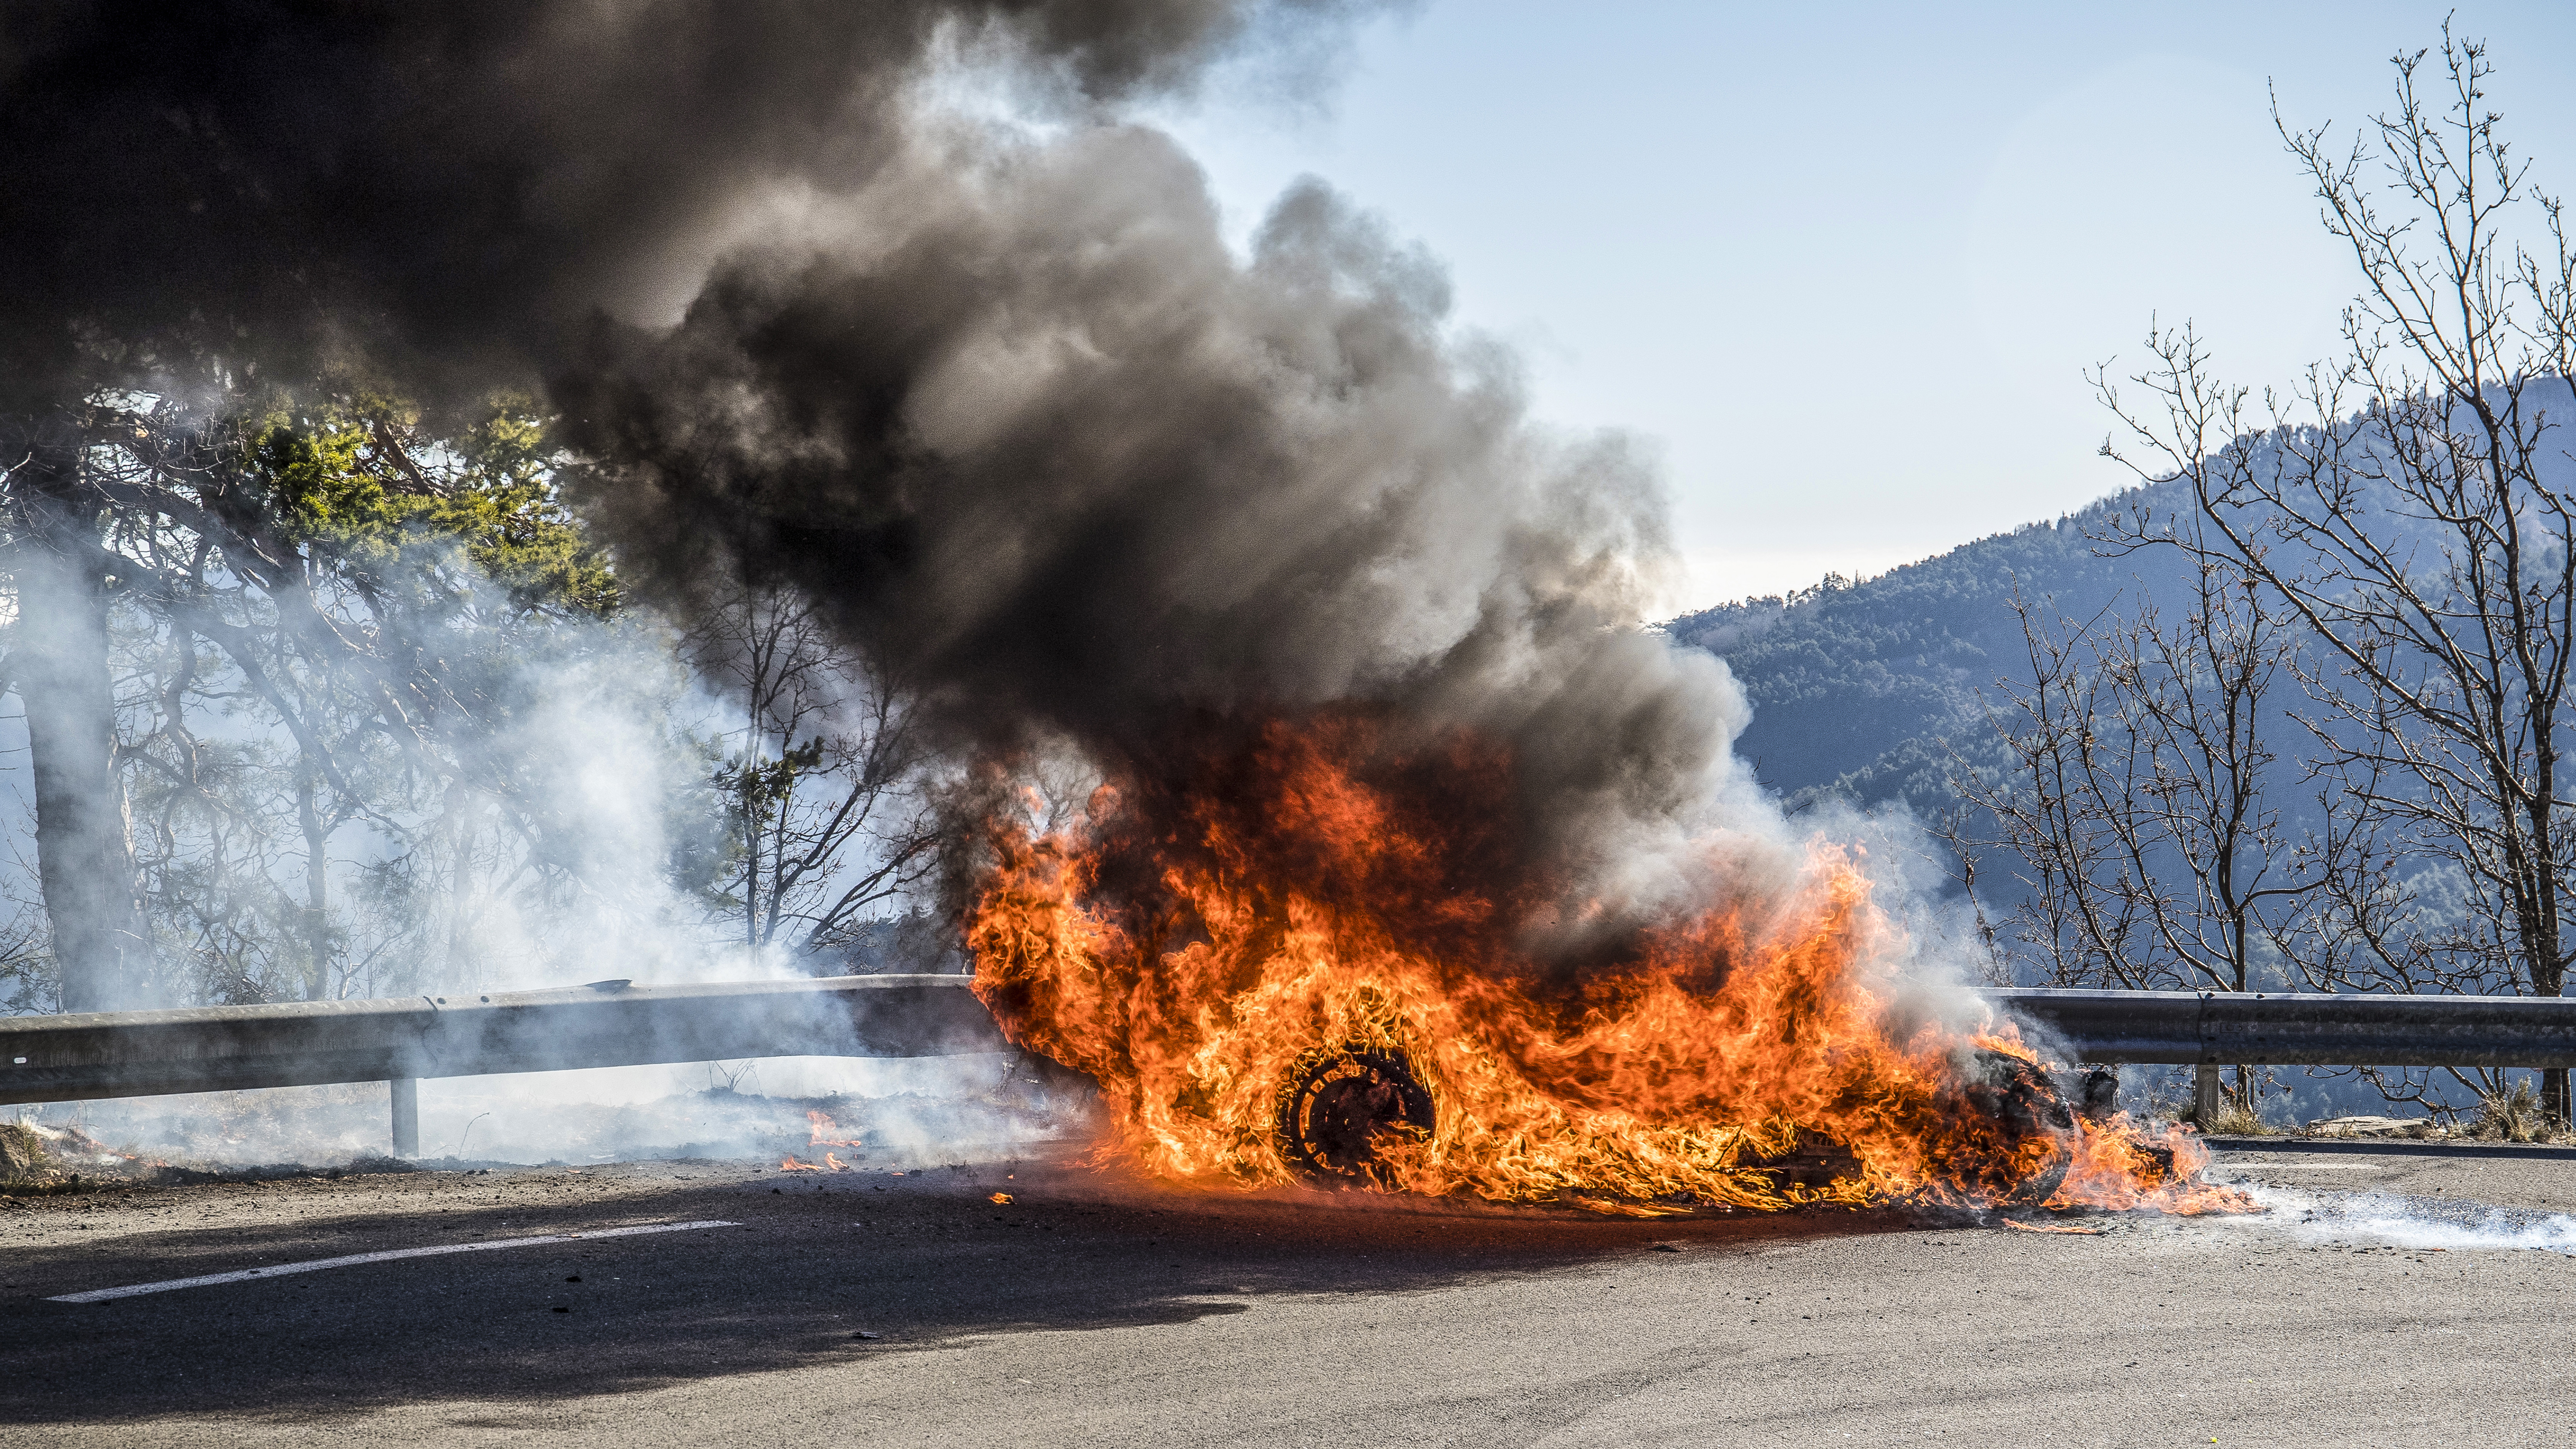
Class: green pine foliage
245,394,618,619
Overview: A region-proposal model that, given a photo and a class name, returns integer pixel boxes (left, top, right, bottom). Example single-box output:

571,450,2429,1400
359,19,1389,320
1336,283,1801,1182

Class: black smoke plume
4,2,1753,967
0,1,1352,404
557,128,1748,951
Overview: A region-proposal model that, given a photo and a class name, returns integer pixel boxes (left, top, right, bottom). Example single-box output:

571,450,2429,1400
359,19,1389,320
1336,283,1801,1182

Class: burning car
966,712,2232,1217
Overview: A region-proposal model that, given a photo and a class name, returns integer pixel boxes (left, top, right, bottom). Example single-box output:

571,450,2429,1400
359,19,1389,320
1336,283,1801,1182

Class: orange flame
807,1110,862,1147
825,1151,851,1171
965,712,2247,1217
780,1155,825,1172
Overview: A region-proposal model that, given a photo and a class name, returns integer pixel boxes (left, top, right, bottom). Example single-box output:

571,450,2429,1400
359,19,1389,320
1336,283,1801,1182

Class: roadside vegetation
1689,31,2576,1132
0,382,939,1015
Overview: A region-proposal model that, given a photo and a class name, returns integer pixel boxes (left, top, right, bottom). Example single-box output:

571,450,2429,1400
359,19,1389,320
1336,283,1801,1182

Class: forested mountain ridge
1669,476,2195,817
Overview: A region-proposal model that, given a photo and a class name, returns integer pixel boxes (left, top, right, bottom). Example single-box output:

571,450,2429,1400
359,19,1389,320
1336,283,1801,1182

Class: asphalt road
6,1146,2576,1447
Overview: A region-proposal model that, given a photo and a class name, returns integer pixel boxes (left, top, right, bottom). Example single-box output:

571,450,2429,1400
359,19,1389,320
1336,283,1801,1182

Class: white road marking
46,1220,742,1303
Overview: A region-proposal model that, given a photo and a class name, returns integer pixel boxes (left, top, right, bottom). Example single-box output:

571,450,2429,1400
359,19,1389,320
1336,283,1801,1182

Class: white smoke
2225,1182,2576,1255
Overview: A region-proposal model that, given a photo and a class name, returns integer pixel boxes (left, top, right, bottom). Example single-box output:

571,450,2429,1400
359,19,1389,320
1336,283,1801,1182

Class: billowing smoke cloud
571,150,1521,729
559,129,1747,923
4,1,1759,969
0,1,1357,405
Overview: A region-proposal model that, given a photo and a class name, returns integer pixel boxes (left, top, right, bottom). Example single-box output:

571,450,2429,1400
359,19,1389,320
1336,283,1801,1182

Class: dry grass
2198,1100,2273,1136
0,1120,48,1183
2468,1082,2559,1143
0,1119,160,1194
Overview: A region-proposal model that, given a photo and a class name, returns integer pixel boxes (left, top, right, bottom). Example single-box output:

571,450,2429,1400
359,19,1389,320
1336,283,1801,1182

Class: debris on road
2306,1116,2437,1140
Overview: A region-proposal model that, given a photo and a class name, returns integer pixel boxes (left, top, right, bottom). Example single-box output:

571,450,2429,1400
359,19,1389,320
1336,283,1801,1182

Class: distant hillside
1668,477,2195,816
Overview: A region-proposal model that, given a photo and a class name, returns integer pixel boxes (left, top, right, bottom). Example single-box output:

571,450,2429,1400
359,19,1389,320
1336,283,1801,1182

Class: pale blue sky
1147,2,2576,607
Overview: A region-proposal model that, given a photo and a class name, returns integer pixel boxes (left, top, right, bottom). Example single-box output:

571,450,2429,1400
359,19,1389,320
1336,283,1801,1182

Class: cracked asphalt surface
5,1146,2575,1446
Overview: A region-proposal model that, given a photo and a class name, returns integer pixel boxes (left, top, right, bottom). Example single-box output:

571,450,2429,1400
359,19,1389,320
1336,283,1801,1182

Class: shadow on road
0,1163,1932,1426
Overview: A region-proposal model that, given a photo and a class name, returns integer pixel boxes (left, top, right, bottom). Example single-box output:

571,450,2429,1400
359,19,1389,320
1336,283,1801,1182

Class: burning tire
1958,1048,2076,1205
1277,1045,1436,1187
1749,1052,2079,1207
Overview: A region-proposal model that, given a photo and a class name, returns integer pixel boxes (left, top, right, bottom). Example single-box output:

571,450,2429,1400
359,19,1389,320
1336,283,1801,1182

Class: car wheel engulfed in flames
1277,1045,1437,1188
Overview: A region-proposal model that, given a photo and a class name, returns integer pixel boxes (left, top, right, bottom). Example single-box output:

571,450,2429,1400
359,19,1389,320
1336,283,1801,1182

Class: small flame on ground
990,1192,1014,1205
781,1156,825,1172
807,1110,862,1148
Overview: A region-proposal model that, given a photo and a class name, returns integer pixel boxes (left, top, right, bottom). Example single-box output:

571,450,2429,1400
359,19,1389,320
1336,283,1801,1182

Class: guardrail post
2192,1064,2221,1124
390,1077,418,1158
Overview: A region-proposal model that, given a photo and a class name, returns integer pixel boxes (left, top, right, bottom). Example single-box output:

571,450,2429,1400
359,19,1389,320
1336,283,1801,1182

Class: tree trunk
441,782,484,987
13,443,147,1012
2528,876,2570,1127
297,767,331,1000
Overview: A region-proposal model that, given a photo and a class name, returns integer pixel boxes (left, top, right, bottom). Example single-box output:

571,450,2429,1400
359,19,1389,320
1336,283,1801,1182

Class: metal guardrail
0,974,1007,1153
8,981,2568,1158
1997,987,2576,1123
1995,988,2576,1068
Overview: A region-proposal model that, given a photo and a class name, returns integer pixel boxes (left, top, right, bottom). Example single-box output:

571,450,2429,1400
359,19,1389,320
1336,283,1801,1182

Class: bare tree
1947,565,2313,963
2098,30,2576,1120
686,579,938,964
1944,552,2331,1120
1941,586,2160,991
2092,516,2333,995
